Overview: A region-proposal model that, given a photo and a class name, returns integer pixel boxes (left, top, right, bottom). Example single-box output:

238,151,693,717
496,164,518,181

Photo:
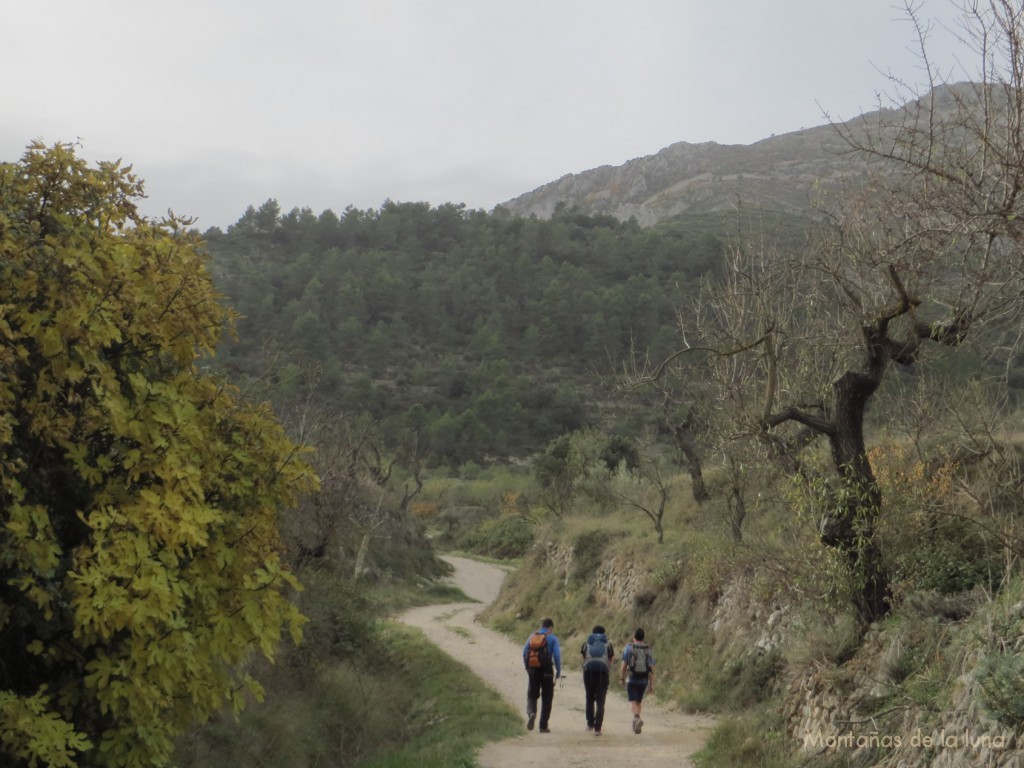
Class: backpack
628,642,650,676
526,631,551,670
583,635,609,670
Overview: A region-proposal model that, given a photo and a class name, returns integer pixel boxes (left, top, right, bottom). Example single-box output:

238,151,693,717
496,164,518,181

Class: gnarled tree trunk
820,370,890,626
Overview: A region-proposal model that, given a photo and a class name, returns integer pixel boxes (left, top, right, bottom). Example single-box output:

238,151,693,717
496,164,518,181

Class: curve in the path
397,555,714,768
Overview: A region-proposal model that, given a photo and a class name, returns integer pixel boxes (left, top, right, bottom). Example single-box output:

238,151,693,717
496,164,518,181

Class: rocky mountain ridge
497,87,977,225
497,123,864,225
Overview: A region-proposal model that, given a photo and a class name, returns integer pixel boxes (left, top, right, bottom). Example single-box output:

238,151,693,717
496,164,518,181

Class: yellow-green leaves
0,690,94,768
0,142,315,767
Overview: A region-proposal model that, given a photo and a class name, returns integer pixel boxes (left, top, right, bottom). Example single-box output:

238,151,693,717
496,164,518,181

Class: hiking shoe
594,729,602,736
632,715,640,734
635,718,644,735
526,712,536,731
539,727,551,733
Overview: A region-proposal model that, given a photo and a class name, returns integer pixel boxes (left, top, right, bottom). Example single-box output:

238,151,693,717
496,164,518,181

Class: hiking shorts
626,678,649,703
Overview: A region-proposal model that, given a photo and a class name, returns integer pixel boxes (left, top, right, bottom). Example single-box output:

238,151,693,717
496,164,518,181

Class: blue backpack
584,635,609,669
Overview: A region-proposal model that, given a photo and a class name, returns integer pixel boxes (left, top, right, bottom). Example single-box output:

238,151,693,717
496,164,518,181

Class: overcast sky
3,1,966,230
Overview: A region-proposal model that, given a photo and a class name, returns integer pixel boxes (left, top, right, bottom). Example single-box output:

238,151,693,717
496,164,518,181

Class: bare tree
351,493,389,580
280,408,374,569
276,387,427,580
659,391,711,503
617,343,712,504
677,1,1024,626
350,435,425,580
610,448,672,543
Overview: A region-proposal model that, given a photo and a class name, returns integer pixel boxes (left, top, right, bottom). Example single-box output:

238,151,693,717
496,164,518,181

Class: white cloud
1,0,965,228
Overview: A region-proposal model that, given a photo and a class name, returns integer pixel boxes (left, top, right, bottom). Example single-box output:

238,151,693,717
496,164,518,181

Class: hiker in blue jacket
580,624,614,735
620,627,655,734
522,617,562,733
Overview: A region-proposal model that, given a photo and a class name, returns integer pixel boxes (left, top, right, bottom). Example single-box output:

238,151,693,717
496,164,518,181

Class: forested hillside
11,73,1024,768
204,200,800,465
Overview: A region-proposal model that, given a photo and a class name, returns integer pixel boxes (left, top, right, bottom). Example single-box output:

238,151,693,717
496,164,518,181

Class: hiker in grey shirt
619,627,655,734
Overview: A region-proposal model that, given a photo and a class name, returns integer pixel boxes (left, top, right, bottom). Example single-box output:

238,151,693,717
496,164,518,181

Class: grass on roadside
358,621,522,768
692,704,796,768
177,610,521,768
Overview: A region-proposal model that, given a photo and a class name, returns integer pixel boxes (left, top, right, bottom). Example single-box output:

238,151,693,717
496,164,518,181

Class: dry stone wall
710,574,790,657
536,542,1024,765
593,557,644,610
538,541,645,609
785,659,1019,766
705,574,1024,766
782,621,1022,767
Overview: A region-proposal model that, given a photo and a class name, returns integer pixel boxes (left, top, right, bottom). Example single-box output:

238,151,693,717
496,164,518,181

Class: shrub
572,529,611,582
457,515,535,559
294,572,378,663
888,518,1003,597
977,652,1024,726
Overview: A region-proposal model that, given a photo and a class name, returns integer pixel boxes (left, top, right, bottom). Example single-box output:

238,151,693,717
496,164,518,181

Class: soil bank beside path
397,555,715,768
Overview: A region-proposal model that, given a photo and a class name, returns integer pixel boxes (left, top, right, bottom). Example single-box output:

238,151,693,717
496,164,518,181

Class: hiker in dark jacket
522,617,562,733
580,624,614,735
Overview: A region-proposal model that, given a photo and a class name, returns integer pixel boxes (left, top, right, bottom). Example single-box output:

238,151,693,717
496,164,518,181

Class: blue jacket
522,627,561,677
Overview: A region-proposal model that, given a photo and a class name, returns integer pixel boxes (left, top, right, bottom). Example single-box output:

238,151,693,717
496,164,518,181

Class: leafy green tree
253,198,281,235
0,143,315,767
533,429,632,516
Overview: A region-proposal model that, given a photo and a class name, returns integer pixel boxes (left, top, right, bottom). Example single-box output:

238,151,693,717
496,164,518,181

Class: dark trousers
583,667,610,730
526,668,555,728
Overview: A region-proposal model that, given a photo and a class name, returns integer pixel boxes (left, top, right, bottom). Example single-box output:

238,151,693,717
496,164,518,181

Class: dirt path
398,555,715,768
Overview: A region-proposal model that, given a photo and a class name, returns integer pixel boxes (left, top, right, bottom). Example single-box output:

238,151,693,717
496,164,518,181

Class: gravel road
397,555,714,767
